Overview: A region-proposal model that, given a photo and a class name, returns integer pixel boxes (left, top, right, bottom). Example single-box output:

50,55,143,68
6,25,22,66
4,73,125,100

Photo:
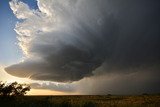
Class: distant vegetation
0,81,30,96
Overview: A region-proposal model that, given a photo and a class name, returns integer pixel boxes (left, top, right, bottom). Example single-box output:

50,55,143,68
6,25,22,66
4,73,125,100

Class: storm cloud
5,0,160,85
30,82,76,93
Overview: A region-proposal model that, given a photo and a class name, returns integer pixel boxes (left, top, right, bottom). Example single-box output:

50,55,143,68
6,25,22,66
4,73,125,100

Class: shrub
0,81,30,96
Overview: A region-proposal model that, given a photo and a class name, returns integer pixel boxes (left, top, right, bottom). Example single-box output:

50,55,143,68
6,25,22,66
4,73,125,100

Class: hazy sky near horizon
0,0,160,95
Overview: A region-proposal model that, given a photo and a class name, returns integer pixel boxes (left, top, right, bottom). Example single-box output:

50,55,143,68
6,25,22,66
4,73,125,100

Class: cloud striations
5,0,160,84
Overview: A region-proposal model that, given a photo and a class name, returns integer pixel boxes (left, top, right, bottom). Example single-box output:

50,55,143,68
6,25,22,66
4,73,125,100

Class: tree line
0,81,30,96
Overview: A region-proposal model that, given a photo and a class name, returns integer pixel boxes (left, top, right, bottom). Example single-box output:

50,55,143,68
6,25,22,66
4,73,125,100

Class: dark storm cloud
6,0,160,83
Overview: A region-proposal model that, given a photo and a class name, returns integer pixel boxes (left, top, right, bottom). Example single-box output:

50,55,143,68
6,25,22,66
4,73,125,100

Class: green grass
0,95,160,107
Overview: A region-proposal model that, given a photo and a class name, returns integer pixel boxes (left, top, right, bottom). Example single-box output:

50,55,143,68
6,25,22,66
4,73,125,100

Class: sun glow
27,89,68,95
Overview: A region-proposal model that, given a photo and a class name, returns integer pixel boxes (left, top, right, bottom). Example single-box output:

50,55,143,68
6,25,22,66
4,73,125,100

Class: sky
0,0,160,95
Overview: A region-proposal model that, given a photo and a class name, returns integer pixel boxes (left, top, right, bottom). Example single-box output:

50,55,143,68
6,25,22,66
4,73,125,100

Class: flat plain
0,95,160,107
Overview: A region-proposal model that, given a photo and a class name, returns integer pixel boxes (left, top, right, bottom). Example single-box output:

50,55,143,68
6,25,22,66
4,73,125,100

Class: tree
0,81,30,96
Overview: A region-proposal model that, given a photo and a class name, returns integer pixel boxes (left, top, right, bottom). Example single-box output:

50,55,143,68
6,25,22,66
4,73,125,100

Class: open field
0,95,160,107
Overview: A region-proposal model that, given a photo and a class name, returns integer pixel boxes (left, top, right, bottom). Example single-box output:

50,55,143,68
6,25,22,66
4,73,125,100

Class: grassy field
0,95,160,107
